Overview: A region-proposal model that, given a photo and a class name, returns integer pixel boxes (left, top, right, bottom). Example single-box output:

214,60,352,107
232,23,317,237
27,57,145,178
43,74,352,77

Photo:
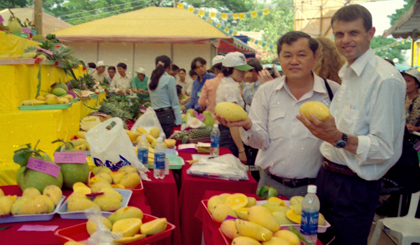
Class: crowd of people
83,4,419,244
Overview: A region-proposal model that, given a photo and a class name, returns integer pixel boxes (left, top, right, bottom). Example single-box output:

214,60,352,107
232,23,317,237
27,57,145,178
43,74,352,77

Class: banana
31,100,48,105
21,99,37,106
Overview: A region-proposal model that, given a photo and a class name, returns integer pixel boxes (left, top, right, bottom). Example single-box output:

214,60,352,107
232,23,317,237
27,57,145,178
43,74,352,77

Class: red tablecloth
143,170,181,245
178,148,258,245
196,190,324,245
0,185,151,245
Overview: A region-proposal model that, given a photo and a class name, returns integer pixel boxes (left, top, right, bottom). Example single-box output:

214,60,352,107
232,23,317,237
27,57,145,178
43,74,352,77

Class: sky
358,0,406,37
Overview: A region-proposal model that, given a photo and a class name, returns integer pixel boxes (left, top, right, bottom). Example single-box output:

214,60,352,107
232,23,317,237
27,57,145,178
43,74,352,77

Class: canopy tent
0,8,72,35
53,7,229,43
218,36,257,58
383,0,420,40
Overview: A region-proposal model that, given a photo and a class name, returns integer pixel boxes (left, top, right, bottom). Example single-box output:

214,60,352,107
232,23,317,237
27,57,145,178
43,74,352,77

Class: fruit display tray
0,196,65,224
203,199,331,233
54,214,176,245
57,189,132,219
89,171,144,194
147,155,185,170
18,98,79,111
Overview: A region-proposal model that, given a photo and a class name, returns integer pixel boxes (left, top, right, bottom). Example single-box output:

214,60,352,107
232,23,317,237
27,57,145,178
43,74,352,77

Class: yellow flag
207,19,213,23
258,41,263,45
217,23,222,28
225,27,230,32
251,11,258,18
221,13,228,20
233,31,238,35
233,14,239,19
263,9,270,15
239,13,245,19
402,40,405,44
250,38,255,42
188,6,194,12
210,12,216,18
198,10,205,16
273,45,277,51
177,3,184,8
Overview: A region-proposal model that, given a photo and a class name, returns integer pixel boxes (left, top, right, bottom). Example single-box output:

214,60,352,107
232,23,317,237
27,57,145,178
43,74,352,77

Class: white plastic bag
86,117,148,173
85,207,122,245
130,107,165,139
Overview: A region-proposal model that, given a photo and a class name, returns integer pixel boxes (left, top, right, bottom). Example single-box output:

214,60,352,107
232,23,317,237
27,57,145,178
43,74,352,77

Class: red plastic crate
54,214,175,244
89,171,144,194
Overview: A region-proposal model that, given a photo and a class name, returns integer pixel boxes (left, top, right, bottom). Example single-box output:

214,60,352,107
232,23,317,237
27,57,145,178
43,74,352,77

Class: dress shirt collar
274,72,328,95
340,48,373,78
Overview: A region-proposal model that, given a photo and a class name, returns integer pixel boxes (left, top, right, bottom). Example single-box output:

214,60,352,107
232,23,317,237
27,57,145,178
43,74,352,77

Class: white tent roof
0,8,72,35
383,0,420,40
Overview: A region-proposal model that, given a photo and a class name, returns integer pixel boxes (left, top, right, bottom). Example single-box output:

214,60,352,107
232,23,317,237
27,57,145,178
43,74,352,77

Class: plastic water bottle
137,134,149,166
300,185,320,245
210,124,220,157
154,137,166,179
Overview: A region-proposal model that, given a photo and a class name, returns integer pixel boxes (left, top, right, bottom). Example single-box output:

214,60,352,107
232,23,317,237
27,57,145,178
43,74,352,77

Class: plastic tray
147,156,185,170
54,214,176,245
90,171,143,194
0,196,65,224
57,189,132,219
18,97,79,111
203,199,331,233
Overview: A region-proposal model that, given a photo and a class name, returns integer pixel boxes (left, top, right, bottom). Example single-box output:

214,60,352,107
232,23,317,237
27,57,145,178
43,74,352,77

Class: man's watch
335,133,347,148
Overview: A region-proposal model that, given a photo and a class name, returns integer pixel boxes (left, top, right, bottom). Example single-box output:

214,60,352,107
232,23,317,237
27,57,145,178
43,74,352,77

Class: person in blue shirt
148,55,182,138
181,57,216,112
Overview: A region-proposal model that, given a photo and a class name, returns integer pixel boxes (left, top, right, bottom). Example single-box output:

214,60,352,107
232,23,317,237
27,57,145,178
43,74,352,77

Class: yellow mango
110,172,125,184
35,195,55,213
215,102,248,122
86,216,112,235
22,187,41,198
224,193,248,210
285,209,301,224
18,199,49,215
207,195,224,213
232,236,261,245
267,197,286,206
220,219,238,240
67,198,100,212
272,211,295,225
248,205,280,233
0,196,15,215
93,194,122,211
149,127,160,138
247,197,257,207
234,219,272,242
120,173,140,189
135,127,148,135
114,234,146,244
140,218,167,235
95,172,112,184
210,204,237,222
108,206,144,224
112,218,142,237
235,207,249,220
299,101,330,121
262,237,290,245
43,185,62,205
274,230,300,245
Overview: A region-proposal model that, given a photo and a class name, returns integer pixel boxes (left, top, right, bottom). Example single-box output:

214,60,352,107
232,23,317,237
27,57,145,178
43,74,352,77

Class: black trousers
155,108,176,139
219,124,238,157
316,167,381,245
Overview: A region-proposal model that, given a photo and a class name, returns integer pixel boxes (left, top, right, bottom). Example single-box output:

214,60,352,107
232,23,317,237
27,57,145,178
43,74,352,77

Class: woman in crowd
216,52,253,163
313,37,346,84
403,68,420,133
149,55,182,138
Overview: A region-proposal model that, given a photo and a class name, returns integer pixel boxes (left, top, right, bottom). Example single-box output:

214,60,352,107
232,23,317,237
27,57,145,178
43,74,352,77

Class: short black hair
331,4,372,32
88,62,96,69
189,69,197,77
178,68,186,73
221,66,234,77
276,31,319,56
247,58,263,72
117,63,127,69
191,57,207,70
108,66,116,72
176,85,183,96
172,64,179,71
212,63,223,72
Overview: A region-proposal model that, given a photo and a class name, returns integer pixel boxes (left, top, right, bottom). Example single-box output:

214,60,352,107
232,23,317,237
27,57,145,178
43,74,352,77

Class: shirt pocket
337,102,359,133
268,108,286,140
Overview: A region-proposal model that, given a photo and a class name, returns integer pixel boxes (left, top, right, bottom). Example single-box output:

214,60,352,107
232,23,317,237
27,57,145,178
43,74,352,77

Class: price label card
18,225,59,232
27,157,61,178
36,47,53,55
54,152,87,163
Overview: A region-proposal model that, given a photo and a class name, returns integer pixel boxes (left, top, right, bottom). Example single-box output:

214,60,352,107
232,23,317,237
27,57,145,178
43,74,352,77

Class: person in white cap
90,61,108,88
198,55,225,121
403,67,420,133
132,67,150,101
215,52,253,164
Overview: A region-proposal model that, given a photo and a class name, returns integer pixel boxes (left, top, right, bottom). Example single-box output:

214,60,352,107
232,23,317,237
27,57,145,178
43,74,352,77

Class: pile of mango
126,127,176,149
64,206,167,245
90,165,141,190
0,185,62,216
207,193,326,245
68,131,90,151
21,82,75,106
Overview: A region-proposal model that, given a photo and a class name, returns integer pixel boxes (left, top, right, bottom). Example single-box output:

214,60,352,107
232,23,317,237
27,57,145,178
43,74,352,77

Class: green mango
202,111,215,127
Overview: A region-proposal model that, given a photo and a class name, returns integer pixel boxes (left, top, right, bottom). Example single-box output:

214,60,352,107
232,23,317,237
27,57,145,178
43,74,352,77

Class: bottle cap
213,124,218,128
307,185,317,193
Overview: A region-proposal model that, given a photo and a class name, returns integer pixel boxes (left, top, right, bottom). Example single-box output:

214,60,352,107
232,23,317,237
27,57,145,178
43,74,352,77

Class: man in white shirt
176,68,193,96
297,5,405,245
218,32,340,198
110,63,131,96
90,61,108,87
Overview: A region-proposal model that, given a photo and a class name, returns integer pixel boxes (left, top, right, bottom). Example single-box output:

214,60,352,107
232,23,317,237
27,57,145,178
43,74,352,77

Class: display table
0,185,151,245
178,148,258,245
196,190,324,245
143,170,182,245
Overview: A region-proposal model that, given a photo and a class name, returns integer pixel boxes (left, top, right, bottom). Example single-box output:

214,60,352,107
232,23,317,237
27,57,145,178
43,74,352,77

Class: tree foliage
370,0,415,64
0,0,28,8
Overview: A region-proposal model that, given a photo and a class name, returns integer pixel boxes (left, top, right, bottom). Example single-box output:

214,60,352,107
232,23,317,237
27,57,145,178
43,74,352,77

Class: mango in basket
93,194,122,212
73,182,92,195
262,237,290,245
248,205,280,233
18,199,49,215
274,230,300,245
108,206,144,224
120,173,140,189
112,218,142,237
220,219,238,240
43,185,63,206
22,187,41,198
92,166,112,175
140,218,167,235
0,196,15,216
35,195,55,213
224,193,248,210
207,195,224,213
210,204,237,222
11,196,32,215
110,172,125,184
232,236,262,245
90,181,111,193
86,216,112,235
67,198,99,212
114,234,146,244
235,219,273,242
118,165,139,175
